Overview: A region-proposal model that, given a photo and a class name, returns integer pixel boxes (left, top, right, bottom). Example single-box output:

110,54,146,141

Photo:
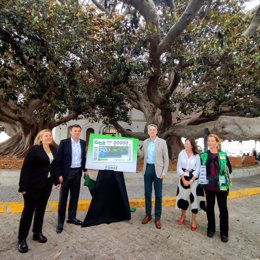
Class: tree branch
243,4,260,37
0,114,18,125
112,121,148,140
119,0,159,29
164,70,180,100
131,88,150,118
198,0,212,18
0,122,20,136
119,1,163,110
92,0,110,15
177,110,203,126
109,0,118,18
161,116,260,141
0,102,20,122
158,0,206,54
52,112,79,127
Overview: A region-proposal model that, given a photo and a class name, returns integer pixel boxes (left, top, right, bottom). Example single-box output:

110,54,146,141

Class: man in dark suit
56,124,87,233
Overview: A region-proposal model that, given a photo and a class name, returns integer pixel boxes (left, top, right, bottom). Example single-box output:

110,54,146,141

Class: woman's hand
181,176,190,186
59,176,63,184
183,180,190,186
181,175,190,187
189,179,194,185
56,184,61,190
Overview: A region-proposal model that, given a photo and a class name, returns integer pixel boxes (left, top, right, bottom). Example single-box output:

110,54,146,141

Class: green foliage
0,0,259,135
144,0,260,119
0,0,118,126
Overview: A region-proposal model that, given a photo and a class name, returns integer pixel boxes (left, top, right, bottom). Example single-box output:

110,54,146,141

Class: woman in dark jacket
200,134,232,243
18,129,61,253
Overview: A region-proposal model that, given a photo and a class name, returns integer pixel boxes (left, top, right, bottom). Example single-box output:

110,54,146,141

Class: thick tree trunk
0,123,50,157
0,129,38,157
166,136,184,160
1,122,20,136
243,5,260,37
162,116,260,141
0,132,27,157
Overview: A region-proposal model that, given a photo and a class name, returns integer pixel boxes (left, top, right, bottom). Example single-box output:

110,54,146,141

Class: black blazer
19,145,60,192
57,138,86,179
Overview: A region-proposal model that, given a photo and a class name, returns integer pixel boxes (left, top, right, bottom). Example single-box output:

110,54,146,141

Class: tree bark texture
243,5,260,37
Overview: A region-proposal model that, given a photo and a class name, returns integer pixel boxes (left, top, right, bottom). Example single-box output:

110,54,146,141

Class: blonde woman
200,134,232,243
18,129,61,253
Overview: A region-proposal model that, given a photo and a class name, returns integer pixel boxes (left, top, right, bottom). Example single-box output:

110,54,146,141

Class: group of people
139,124,231,243
18,125,87,253
17,123,232,254
175,134,231,243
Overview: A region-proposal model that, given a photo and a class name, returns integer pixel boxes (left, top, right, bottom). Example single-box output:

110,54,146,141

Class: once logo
94,140,106,145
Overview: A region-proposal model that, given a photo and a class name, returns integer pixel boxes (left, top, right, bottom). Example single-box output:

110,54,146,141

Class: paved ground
0,195,260,260
0,166,260,259
1,166,260,202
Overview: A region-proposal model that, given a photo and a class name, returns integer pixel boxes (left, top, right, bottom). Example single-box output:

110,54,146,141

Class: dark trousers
144,165,163,220
205,189,229,236
18,178,53,240
58,168,81,225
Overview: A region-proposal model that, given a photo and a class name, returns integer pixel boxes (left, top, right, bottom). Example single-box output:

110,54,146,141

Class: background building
53,109,146,146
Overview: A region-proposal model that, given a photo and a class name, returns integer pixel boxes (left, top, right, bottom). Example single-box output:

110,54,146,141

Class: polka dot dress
176,177,206,213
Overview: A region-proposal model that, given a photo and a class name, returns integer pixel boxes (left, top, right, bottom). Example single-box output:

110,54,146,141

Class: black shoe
67,218,82,225
33,233,47,243
221,235,229,243
18,239,28,253
207,230,215,238
56,224,63,234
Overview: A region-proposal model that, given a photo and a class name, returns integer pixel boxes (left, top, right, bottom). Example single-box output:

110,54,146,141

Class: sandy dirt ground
0,195,260,260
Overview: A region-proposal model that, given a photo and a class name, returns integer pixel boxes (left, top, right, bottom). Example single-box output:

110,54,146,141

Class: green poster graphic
86,134,139,172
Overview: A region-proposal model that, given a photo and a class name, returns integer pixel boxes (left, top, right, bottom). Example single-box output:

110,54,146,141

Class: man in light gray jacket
140,124,169,229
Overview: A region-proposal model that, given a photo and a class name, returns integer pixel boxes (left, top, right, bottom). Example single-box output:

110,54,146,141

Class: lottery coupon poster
86,134,139,173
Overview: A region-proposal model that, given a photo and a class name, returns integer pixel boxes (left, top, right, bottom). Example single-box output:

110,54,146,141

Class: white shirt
70,138,82,168
177,150,201,178
47,152,54,178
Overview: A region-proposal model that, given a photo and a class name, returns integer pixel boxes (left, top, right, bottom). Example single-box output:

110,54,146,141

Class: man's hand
20,191,26,195
56,184,61,190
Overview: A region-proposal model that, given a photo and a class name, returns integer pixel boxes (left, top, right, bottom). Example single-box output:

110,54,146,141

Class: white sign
86,134,139,173
198,165,209,185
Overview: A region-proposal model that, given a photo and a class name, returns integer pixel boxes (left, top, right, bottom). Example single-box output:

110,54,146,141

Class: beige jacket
141,137,169,178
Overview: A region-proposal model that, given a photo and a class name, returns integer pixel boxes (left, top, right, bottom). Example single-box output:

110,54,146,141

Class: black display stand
82,170,131,227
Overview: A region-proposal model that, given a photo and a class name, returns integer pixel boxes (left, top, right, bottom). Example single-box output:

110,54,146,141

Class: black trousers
18,178,53,240
205,189,229,236
58,168,81,225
